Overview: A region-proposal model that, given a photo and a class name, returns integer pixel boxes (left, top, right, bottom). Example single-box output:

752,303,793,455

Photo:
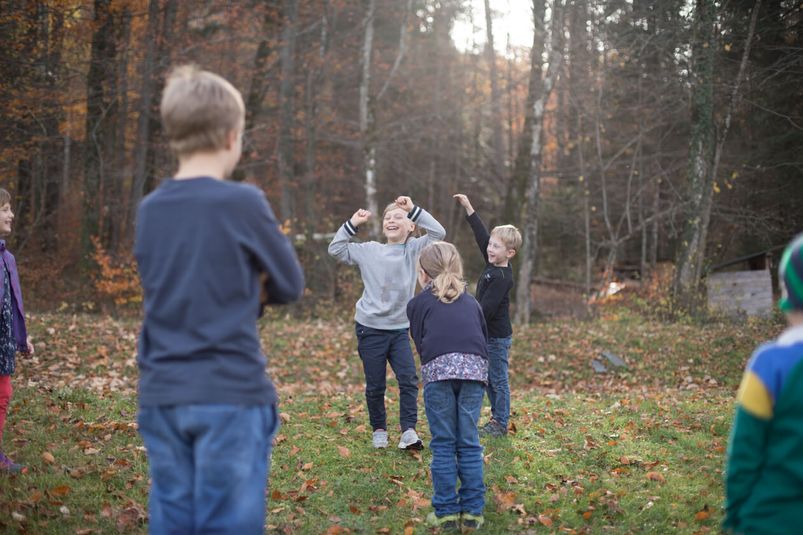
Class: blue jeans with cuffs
486,336,512,428
424,379,485,516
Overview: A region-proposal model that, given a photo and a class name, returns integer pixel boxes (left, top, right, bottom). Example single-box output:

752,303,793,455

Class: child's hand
23,337,34,356
350,209,372,227
395,196,414,212
453,193,475,215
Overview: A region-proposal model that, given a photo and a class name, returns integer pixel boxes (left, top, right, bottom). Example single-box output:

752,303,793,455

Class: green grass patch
0,311,782,533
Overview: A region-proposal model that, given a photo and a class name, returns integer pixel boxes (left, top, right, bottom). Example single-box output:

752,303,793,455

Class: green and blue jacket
724,324,803,534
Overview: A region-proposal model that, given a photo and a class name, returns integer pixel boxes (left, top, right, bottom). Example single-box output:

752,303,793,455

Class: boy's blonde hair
0,188,10,206
160,65,245,157
419,241,466,304
491,224,522,252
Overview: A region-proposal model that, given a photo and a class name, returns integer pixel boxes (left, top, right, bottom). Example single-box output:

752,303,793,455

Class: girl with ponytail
406,242,489,530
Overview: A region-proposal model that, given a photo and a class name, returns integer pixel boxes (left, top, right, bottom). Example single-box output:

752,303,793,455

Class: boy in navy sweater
454,194,522,437
134,65,304,533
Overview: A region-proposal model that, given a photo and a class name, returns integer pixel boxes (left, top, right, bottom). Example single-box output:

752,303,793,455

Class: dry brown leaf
646,471,666,483
695,504,710,521
42,451,56,464
538,514,553,527
50,485,71,497
337,446,351,458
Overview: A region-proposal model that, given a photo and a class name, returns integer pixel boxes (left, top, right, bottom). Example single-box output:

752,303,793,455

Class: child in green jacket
723,233,803,533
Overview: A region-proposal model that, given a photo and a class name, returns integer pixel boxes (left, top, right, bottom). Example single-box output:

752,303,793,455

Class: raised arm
454,194,489,262
327,209,372,265
395,196,445,250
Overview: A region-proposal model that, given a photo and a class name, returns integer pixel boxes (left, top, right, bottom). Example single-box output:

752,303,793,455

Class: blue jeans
355,322,419,431
138,404,279,535
486,336,512,427
423,380,485,516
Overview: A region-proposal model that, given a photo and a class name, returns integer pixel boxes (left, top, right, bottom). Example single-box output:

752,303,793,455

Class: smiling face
0,203,13,237
383,207,414,244
487,235,515,267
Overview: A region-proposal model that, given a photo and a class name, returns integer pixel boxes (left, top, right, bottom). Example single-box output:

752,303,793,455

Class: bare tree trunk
504,0,547,226
515,0,564,325
483,0,506,185
83,0,117,253
110,6,131,253
360,0,378,236
128,0,160,234
277,0,298,228
673,0,758,311
577,114,591,297
234,4,281,184
302,1,330,239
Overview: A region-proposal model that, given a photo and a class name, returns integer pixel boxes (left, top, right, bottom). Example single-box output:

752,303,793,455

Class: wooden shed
706,246,783,318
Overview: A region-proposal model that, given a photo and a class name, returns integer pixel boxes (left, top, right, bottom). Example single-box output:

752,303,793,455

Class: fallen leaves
695,504,711,521
49,485,71,497
645,471,666,483
41,451,56,464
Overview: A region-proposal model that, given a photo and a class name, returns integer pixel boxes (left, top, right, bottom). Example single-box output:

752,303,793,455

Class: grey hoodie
328,206,446,329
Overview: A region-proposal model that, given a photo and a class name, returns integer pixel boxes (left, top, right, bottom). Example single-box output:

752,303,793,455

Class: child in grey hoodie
328,196,445,449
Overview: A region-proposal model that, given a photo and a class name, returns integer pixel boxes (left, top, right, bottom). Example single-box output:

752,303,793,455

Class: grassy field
0,308,782,533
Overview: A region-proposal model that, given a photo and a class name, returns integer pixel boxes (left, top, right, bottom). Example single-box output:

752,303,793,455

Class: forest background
2,1,802,532
1,0,801,317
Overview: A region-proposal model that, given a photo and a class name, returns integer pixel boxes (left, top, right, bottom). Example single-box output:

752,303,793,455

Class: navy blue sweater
134,177,305,407
406,288,488,366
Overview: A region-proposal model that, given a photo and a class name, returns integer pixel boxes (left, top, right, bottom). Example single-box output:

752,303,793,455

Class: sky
451,0,535,54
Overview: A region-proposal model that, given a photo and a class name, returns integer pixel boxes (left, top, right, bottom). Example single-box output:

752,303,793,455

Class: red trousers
0,375,11,445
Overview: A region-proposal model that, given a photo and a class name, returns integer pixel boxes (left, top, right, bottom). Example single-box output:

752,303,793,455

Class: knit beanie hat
779,233,803,312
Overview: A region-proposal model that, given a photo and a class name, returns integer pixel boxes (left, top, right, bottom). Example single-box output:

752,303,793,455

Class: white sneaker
372,429,388,448
398,428,423,450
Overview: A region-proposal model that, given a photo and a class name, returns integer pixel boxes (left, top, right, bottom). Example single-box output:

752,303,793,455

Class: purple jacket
0,240,28,351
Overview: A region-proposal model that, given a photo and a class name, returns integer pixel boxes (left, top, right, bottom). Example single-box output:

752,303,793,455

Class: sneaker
372,429,388,449
461,512,484,530
479,419,507,437
0,452,25,474
398,428,423,450
426,511,459,529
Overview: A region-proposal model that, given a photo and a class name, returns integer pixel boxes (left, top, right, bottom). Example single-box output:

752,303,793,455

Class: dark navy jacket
466,212,514,338
134,177,304,407
406,287,488,366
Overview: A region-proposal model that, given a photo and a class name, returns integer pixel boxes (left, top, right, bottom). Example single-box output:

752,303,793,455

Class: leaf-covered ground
0,309,782,533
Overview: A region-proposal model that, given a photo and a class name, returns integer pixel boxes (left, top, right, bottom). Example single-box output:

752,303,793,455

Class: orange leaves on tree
90,236,142,308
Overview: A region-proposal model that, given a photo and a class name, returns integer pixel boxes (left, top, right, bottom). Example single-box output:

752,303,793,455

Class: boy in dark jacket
454,194,521,437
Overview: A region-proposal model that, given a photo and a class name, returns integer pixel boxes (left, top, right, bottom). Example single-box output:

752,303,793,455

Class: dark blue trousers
355,322,419,432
